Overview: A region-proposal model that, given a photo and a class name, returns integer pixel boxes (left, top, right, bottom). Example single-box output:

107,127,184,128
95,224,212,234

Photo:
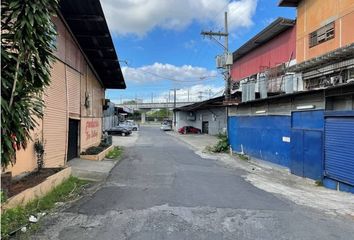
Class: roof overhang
286,43,354,73
233,18,295,62
59,0,126,89
174,96,225,112
278,0,301,7
174,93,241,112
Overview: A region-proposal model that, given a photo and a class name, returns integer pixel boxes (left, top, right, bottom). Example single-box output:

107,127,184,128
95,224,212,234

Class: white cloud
184,40,197,50
122,62,218,84
101,0,258,36
141,84,225,103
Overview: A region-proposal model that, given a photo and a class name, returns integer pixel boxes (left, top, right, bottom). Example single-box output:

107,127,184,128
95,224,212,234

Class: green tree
147,108,171,118
1,0,58,168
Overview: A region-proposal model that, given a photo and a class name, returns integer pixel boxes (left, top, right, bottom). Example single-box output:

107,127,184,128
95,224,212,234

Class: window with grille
309,22,335,48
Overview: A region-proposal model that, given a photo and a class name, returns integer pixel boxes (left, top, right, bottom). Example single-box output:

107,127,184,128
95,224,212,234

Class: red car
178,126,201,134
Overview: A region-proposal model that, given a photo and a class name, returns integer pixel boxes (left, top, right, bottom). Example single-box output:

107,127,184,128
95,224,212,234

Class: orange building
280,0,354,89
7,0,126,176
280,0,354,62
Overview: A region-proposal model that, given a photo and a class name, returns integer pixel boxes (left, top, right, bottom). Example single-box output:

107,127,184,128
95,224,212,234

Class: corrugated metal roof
174,93,242,111
233,17,295,62
174,96,226,112
59,0,126,89
278,0,301,7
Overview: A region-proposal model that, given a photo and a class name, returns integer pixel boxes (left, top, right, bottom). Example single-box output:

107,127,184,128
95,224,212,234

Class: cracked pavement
34,126,354,240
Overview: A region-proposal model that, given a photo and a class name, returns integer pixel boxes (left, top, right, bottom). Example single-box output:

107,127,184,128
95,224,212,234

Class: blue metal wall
292,110,324,130
228,115,291,167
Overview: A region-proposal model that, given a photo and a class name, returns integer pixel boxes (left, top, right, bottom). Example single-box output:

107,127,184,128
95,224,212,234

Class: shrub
98,142,110,149
207,133,229,153
82,146,104,155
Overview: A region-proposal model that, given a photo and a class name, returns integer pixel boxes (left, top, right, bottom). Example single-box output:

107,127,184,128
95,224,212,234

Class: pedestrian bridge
115,101,197,123
115,101,197,111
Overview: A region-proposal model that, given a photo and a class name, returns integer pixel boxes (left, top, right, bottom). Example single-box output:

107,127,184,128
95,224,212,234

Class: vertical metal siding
231,27,296,81
291,110,324,130
67,67,81,114
228,115,291,167
325,117,354,185
43,61,67,167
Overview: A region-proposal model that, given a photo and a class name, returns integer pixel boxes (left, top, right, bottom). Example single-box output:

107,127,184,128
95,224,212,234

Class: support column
141,111,146,124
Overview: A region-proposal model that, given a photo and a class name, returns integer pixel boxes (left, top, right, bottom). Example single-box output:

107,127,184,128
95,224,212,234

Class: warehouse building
8,0,125,176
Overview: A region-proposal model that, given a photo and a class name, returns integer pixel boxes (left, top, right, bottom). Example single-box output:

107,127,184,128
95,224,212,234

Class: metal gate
325,113,354,186
291,129,323,180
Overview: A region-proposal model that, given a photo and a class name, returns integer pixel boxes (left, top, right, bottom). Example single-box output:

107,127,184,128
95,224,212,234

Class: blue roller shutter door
324,117,354,186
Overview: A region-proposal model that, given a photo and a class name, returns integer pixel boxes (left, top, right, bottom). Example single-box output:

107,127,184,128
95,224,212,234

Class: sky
101,0,296,104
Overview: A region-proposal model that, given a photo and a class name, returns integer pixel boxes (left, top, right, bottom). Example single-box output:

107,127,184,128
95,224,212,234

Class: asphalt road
38,126,354,240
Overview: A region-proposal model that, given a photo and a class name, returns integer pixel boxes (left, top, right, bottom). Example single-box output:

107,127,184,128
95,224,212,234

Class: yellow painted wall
6,119,42,176
296,0,354,62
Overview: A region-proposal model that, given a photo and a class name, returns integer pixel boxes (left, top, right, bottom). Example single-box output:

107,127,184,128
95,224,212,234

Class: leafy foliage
1,189,8,203
147,108,171,118
106,146,123,160
1,0,58,168
207,133,229,153
34,139,45,171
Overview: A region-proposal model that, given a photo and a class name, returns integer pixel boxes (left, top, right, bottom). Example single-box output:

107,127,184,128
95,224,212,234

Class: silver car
160,122,172,131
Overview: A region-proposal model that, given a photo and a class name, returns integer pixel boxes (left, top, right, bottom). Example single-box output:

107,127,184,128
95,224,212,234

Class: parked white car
160,122,172,131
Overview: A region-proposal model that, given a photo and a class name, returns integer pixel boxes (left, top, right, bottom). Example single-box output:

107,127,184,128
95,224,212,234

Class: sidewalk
68,158,117,182
167,131,354,218
69,132,140,181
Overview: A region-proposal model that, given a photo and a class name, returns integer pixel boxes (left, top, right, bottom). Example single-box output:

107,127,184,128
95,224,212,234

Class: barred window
309,22,335,48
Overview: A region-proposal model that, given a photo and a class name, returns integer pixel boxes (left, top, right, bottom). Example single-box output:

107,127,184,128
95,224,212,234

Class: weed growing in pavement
237,153,249,161
206,133,229,153
1,176,90,239
315,180,323,186
106,146,124,160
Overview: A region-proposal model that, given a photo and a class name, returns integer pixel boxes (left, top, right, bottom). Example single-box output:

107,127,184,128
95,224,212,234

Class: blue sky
102,0,295,103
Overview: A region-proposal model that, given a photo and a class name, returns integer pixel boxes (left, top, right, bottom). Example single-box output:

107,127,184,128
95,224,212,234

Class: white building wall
175,107,227,135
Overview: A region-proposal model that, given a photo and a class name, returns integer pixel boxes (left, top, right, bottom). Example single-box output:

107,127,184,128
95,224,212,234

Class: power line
201,12,232,100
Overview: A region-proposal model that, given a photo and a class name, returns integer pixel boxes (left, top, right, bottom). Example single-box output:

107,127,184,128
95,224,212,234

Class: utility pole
173,88,177,127
151,92,153,103
187,89,190,102
201,12,231,100
198,91,203,101
171,88,180,127
173,88,177,109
